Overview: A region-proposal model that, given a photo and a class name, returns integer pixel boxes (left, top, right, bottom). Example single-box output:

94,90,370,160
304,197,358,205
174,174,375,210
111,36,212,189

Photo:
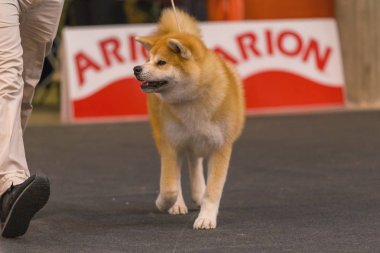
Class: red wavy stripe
245,71,344,108
73,78,147,118
72,71,344,119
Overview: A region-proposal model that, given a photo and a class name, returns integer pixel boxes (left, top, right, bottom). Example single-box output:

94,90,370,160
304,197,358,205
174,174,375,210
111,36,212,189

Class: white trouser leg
0,0,63,196
19,0,64,130
0,0,28,195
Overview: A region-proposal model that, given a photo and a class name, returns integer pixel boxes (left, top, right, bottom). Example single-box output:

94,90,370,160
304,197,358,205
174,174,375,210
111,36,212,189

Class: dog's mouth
140,80,169,92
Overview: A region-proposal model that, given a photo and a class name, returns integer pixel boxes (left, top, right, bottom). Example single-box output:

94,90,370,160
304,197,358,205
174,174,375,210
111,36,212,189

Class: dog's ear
167,39,192,59
135,36,157,51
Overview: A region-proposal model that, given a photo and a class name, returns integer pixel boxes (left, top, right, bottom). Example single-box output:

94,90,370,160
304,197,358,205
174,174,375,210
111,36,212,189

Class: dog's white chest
165,119,224,156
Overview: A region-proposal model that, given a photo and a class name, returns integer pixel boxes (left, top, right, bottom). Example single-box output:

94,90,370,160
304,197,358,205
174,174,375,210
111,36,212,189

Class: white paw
193,216,217,230
168,202,188,215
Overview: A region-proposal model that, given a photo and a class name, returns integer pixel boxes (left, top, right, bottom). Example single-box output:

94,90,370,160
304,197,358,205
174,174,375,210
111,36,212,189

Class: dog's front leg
193,145,232,230
156,144,180,212
168,175,188,215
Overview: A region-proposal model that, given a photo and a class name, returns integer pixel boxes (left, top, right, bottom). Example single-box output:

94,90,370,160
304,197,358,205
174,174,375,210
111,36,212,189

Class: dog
133,9,245,230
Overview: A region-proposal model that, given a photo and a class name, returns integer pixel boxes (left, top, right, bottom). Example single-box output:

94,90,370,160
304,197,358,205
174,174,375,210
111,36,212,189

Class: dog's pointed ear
135,36,157,51
167,39,192,59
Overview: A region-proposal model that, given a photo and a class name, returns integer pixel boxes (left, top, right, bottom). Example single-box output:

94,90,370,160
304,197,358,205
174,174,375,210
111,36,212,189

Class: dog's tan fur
134,9,245,229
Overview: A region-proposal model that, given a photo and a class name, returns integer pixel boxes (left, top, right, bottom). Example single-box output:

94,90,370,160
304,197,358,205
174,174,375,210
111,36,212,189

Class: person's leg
0,0,29,197
0,0,63,198
19,0,64,130
0,0,63,238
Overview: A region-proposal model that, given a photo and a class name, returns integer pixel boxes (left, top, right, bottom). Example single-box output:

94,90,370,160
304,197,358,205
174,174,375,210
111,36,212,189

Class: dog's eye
157,60,166,66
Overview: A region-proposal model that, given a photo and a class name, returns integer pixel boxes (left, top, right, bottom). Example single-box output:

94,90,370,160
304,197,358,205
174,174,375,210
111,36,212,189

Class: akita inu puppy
133,9,245,229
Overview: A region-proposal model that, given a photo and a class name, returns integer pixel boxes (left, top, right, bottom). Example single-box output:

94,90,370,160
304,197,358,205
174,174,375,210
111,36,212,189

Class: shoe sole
1,175,50,238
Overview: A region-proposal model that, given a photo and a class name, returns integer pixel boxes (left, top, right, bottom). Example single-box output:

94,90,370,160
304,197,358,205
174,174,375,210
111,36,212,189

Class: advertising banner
61,19,345,123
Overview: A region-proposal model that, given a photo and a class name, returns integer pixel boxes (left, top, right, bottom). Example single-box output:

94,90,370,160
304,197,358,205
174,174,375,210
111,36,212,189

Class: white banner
61,19,345,123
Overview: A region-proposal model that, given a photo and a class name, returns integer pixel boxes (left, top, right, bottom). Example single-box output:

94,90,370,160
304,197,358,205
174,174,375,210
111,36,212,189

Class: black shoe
0,174,50,238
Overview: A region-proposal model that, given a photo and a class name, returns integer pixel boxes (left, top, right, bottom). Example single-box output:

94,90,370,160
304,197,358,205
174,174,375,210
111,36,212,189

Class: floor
0,110,379,252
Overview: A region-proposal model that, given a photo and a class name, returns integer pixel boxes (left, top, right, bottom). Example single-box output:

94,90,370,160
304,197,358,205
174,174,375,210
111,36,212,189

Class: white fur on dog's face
137,52,202,104
137,55,177,90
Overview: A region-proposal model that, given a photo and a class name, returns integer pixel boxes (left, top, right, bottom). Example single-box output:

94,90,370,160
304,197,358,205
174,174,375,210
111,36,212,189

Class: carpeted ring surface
0,110,379,252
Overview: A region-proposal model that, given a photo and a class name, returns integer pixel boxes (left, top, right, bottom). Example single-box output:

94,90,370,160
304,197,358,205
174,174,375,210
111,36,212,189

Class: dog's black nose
133,66,142,74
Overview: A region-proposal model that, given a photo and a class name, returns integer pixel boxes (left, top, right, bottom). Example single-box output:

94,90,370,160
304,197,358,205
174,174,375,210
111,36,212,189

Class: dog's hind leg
187,155,205,208
193,144,232,230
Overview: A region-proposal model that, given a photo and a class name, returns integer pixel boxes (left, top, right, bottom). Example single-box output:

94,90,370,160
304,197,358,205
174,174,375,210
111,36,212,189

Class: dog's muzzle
133,66,143,80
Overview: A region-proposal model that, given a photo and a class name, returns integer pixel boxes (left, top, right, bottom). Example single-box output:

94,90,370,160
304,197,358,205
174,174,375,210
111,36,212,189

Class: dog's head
133,34,206,103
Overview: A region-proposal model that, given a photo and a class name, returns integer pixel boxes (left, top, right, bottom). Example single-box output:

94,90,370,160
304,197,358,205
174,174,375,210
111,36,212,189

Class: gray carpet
0,110,379,252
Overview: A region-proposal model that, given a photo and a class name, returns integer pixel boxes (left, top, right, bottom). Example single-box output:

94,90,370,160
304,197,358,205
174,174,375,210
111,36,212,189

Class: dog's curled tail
157,8,201,38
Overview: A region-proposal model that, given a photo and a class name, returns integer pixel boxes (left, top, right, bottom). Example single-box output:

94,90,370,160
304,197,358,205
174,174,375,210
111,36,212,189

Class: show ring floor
0,110,379,252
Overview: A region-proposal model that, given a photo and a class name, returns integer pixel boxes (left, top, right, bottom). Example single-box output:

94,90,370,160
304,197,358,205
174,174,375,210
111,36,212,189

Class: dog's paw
168,202,188,215
156,192,177,212
193,216,217,230
191,191,204,208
